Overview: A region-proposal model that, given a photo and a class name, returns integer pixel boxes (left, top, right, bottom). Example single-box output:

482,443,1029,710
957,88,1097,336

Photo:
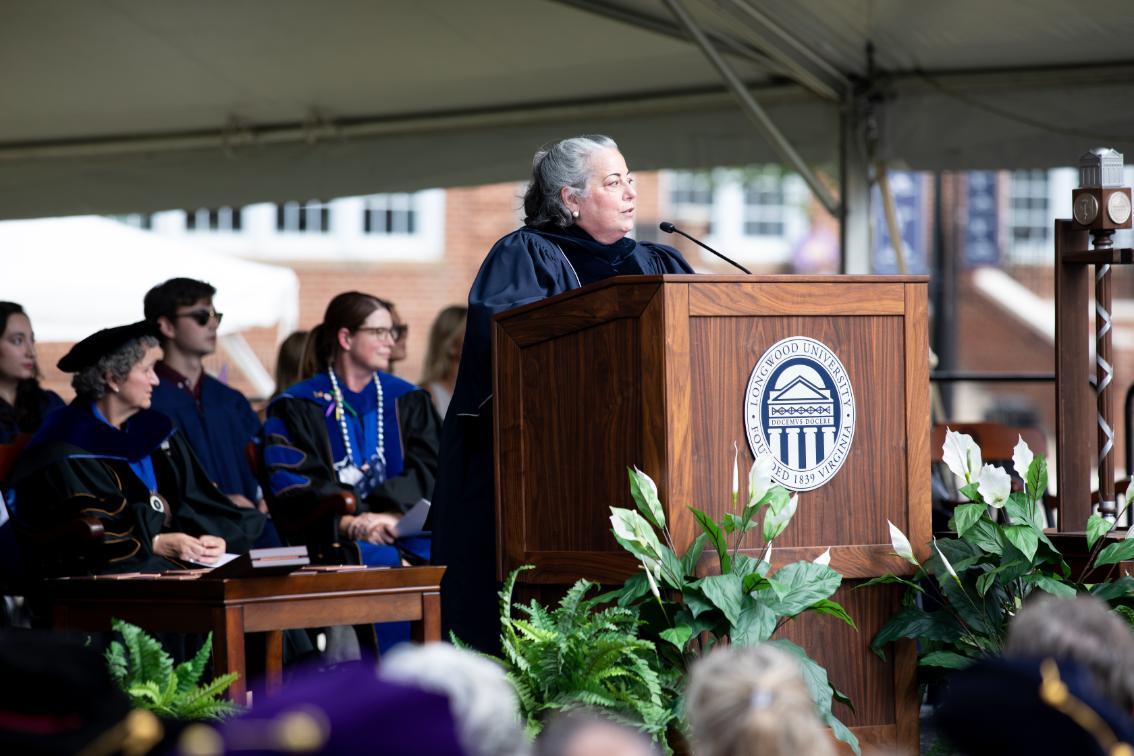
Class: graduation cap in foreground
935,656,1134,756
57,321,159,373
0,628,165,756
177,662,466,755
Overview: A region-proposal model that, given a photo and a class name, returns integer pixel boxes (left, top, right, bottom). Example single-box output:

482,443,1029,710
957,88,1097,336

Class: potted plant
871,429,1134,673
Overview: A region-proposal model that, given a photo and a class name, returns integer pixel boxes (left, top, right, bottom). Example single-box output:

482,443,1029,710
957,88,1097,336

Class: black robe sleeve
154,433,267,553
364,389,441,514
12,445,173,576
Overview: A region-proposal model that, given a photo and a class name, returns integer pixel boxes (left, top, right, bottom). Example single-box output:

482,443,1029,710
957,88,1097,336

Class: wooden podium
493,274,930,751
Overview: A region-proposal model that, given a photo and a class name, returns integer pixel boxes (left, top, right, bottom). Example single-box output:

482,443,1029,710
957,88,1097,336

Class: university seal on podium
744,336,855,491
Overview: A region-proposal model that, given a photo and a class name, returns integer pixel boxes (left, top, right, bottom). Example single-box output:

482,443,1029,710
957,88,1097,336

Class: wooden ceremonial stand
493,274,931,752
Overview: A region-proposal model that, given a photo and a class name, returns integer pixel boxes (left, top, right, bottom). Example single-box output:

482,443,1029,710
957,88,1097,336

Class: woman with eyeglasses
0,302,63,445
430,135,694,653
262,292,440,572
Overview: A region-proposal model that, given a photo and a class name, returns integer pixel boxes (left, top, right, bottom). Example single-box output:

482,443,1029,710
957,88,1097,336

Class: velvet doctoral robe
430,223,693,651
10,402,266,577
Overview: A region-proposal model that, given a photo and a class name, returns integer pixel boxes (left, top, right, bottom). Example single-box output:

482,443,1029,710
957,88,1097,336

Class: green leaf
689,507,730,573
1089,576,1134,601
1026,455,1048,503
765,562,842,617
680,532,708,576
658,546,686,591
1087,513,1114,550
741,571,772,593
807,598,857,629
768,637,859,756
730,598,778,645
1004,492,1034,528
964,518,1004,556
609,508,667,570
658,625,693,651
953,503,986,537
919,650,978,669
1002,524,1038,562
857,573,925,593
628,466,665,530
1094,539,1134,568
723,512,758,534
1030,575,1077,599
765,487,792,515
975,569,999,597
959,482,981,503
682,587,716,619
697,574,745,625
825,711,861,756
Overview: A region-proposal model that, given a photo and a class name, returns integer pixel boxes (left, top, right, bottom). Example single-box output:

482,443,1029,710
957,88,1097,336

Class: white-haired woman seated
10,322,271,576
431,134,695,652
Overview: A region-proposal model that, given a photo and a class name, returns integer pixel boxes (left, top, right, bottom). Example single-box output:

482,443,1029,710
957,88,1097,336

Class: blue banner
964,171,1000,267
872,171,928,274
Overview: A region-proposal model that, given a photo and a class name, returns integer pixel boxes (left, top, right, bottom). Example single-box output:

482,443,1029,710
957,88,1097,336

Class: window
363,193,417,235
743,169,787,237
1008,170,1050,264
669,171,713,228
185,207,242,232
276,200,330,233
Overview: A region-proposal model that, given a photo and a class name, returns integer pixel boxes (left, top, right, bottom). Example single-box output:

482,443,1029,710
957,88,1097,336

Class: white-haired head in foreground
685,644,835,756
379,642,530,756
534,708,659,756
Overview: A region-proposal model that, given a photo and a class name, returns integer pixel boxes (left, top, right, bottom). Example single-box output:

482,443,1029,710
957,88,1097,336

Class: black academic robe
0,386,64,445
10,402,266,577
262,371,441,563
430,224,693,651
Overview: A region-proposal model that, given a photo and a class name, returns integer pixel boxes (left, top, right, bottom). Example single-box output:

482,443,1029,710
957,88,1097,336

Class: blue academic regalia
430,223,693,652
150,373,262,502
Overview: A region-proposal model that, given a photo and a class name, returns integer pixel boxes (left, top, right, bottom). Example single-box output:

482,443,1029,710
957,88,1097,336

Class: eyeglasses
175,310,223,326
355,325,406,342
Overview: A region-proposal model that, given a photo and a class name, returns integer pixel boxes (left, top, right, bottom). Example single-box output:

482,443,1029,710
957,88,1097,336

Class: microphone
659,222,752,274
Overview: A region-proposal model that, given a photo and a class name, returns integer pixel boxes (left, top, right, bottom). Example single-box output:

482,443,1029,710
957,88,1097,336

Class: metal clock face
1074,192,1100,225
1107,191,1132,225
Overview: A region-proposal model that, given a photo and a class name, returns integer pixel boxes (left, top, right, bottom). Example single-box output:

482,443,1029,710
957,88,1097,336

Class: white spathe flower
933,537,960,584
748,454,775,508
762,543,773,564
641,558,661,600
888,520,919,566
1012,436,1034,482
813,547,832,566
942,428,982,485
977,464,1011,508
763,494,798,541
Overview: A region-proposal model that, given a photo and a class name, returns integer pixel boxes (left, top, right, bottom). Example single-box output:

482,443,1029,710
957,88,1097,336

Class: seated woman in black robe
430,135,694,652
262,292,441,567
10,322,271,577
0,302,63,445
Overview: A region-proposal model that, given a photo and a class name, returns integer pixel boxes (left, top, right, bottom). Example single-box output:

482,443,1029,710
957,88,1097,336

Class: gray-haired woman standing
430,135,693,652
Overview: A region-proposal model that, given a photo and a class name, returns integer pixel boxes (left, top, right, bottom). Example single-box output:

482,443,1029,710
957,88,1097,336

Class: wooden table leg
264,630,284,697
412,590,441,643
211,606,247,704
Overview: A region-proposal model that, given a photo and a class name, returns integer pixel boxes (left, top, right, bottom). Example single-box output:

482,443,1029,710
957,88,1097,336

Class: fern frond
174,633,213,697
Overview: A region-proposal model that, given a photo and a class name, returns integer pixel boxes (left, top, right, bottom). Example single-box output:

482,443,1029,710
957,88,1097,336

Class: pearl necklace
327,367,385,485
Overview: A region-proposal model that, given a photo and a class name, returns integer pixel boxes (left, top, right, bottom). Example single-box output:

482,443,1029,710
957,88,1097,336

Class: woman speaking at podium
431,135,693,651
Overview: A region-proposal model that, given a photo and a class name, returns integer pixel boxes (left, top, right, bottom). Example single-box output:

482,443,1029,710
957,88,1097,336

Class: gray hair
1006,594,1134,712
535,709,659,756
379,642,530,756
685,644,835,756
523,135,618,229
71,335,159,401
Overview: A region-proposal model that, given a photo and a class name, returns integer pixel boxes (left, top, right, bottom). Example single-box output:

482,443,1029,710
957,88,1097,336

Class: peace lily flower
762,542,772,564
641,558,661,601
731,442,740,500
888,520,919,566
933,537,960,585
1012,436,1034,481
748,453,775,509
763,494,798,541
813,547,832,566
942,428,982,485
977,464,1011,508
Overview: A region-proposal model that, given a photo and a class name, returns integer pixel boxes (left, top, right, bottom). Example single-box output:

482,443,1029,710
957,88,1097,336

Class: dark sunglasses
355,324,406,342
175,309,223,326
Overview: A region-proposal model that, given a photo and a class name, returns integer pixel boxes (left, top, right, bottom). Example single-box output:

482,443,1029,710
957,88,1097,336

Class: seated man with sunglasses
144,277,267,513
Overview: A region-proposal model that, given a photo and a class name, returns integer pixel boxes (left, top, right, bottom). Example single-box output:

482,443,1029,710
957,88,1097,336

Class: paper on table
185,552,241,569
395,499,430,538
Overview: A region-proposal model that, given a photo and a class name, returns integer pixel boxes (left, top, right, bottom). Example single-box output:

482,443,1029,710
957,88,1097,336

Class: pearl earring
572,210,579,219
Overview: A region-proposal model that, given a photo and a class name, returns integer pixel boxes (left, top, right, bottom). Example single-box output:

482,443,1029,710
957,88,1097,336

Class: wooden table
42,565,445,702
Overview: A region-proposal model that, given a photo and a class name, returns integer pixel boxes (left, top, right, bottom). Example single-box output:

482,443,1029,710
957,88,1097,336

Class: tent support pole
839,108,871,274
661,0,841,217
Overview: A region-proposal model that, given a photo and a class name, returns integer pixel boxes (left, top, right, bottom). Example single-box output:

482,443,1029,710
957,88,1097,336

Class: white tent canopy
0,216,299,394
3,1,1134,221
